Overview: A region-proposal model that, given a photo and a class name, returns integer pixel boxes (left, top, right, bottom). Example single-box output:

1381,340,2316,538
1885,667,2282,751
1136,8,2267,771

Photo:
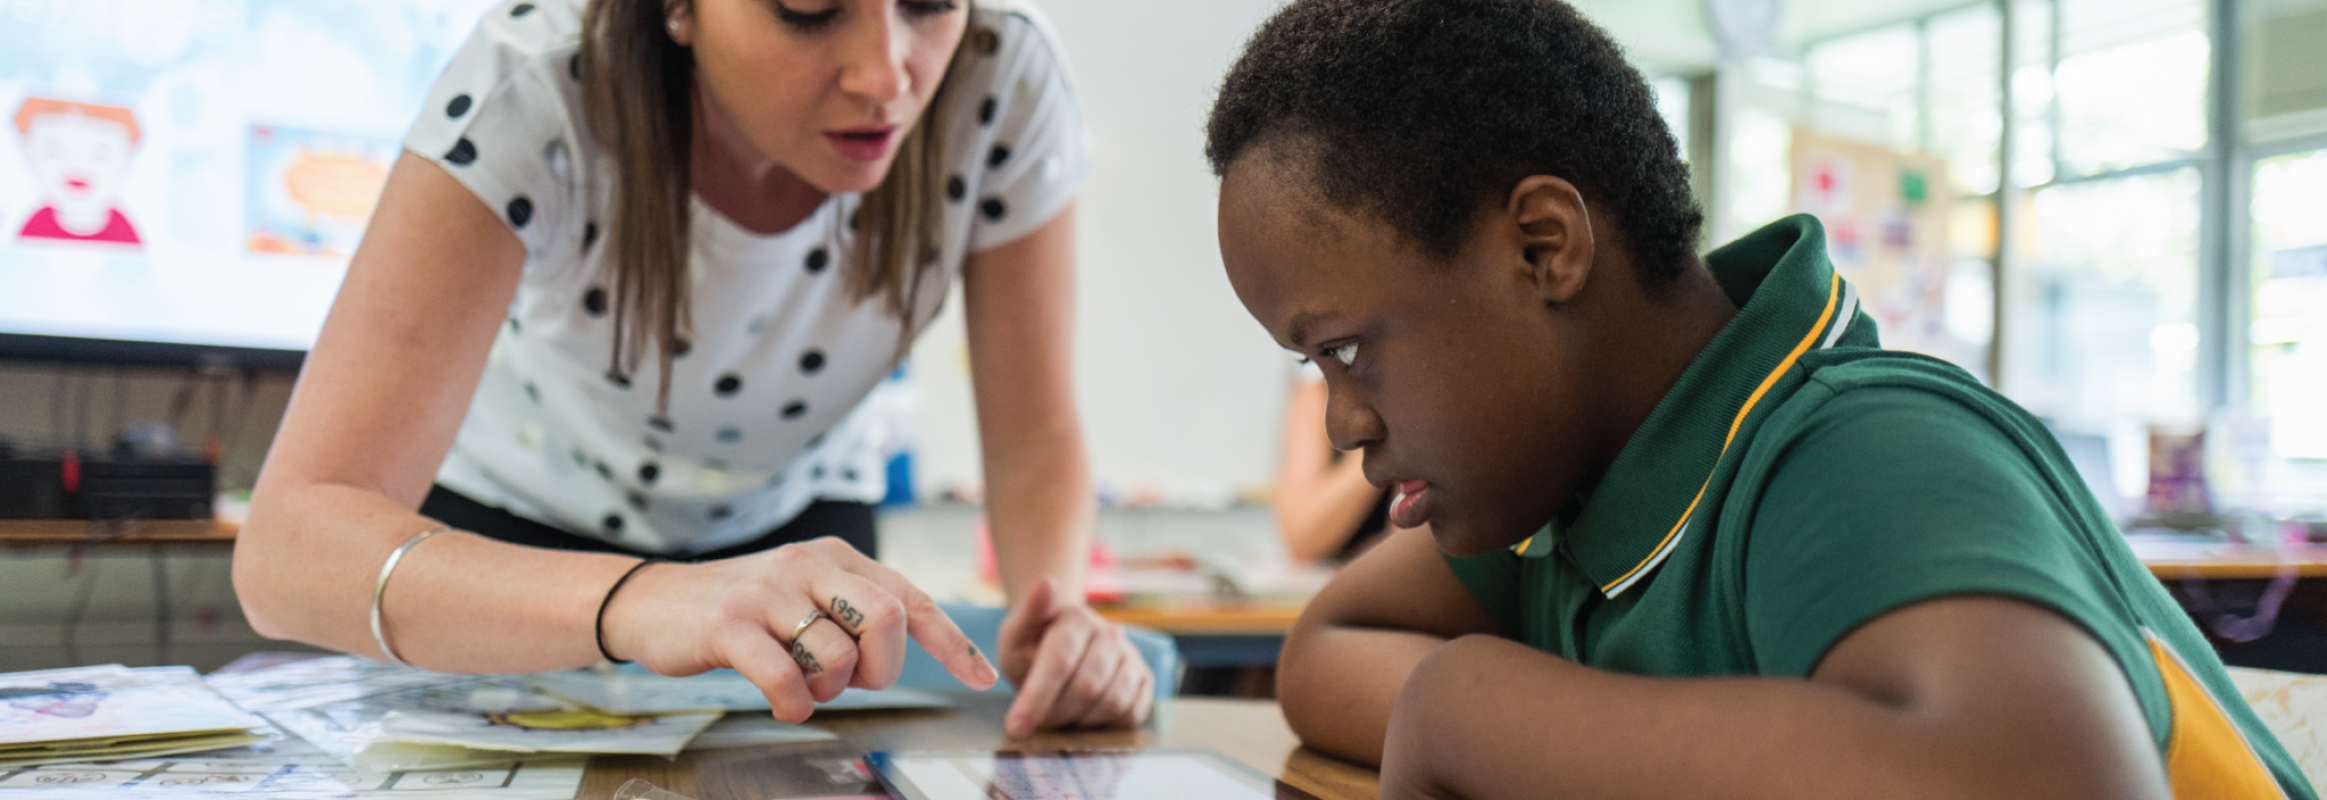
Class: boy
1205,1,2311,797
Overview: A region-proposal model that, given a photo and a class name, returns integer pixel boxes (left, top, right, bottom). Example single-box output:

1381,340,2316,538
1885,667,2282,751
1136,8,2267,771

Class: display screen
0,0,495,357
867,749,1320,800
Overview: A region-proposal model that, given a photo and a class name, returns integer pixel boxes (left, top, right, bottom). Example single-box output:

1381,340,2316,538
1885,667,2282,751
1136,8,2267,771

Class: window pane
1805,24,1920,153
2249,149,2327,460
1928,5,2002,196
2005,169,2202,425
2054,0,2209,175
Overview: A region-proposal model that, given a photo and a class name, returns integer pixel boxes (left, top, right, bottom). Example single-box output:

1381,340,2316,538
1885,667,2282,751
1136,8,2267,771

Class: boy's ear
1505,175,1594,306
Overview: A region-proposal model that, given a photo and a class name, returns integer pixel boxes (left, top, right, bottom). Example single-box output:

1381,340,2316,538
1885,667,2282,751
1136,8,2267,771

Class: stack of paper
204,657,723,773
0,666,267,767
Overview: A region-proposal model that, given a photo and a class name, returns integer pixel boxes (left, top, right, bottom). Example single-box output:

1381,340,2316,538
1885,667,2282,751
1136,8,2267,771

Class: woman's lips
1389,479,1434,529
825,126,897,162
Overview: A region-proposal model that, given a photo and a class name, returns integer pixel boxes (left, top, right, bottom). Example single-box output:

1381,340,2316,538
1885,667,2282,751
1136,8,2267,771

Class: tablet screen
866,749,1320,800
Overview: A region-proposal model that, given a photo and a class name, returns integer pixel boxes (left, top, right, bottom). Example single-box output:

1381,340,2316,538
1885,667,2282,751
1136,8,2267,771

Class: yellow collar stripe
1597,272,1842,595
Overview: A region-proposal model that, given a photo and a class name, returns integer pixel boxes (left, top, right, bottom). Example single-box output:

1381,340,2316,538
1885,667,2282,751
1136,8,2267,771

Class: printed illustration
244,125,395,258
12,98,143,246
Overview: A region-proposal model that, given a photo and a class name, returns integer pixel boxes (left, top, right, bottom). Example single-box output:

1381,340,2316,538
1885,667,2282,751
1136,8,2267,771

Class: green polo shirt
1447,215,2310,798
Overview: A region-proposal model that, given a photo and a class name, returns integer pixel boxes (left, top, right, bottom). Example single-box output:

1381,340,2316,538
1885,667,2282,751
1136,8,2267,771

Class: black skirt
419,485,876,562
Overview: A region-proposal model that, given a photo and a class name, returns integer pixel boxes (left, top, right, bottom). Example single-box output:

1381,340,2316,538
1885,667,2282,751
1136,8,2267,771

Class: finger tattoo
791,640,823,675
830,596,864,629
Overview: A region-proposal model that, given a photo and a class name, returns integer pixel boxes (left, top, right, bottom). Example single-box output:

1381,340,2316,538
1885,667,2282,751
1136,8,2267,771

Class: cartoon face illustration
1,681,108,718
13,97,143,245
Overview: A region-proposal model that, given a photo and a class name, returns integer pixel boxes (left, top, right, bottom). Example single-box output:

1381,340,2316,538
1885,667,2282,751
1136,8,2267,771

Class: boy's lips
1389,479,1434,529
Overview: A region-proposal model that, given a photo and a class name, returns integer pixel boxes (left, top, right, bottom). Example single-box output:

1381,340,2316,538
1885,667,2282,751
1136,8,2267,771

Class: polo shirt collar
1512,214,1867,598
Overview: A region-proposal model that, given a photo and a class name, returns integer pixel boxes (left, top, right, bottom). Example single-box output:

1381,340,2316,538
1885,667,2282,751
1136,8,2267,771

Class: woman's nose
837,5,910,104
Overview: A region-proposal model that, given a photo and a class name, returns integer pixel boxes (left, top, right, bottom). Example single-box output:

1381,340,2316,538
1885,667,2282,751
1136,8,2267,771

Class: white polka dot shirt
400,0,1089,555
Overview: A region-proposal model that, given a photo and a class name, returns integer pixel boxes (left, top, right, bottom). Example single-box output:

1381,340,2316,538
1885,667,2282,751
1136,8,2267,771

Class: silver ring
790,609,827,643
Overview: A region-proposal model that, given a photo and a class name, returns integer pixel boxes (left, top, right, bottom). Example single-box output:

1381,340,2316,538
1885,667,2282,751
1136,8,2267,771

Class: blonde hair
576,0,974,411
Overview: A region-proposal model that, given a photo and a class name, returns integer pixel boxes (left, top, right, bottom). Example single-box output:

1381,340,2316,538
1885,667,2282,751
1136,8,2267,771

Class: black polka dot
570,448,587,466
709,504,732,521
626,490,648,511
716,427,742,443
843,468,859,481
602,514,624,533
582,221,599,252
978,96,997,126
647,415,674,432
594,461,613,480
798,350,825,374
511,2,535,16
524,381,540,403
987,144,1011,169
607,370,631,389
946,175,966,202
781,400,808,420
638,462,660,485
506,317,521,334
812,465,827,479
568,54,580,80
671,338,691,358
979,197,1007,221
507,196,533,228
584,286,607,316
444,138,477,165
714,374,742,397
805,248,829,274
972,27,999,55
849,208,862,230
446,94,473,118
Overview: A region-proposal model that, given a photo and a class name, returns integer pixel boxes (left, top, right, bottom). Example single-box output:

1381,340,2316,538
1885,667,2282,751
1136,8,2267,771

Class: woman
232,0,1150,736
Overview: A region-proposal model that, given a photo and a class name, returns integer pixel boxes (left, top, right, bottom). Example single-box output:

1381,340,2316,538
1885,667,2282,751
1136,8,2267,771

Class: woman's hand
598,537,998,723
995,578,1156,736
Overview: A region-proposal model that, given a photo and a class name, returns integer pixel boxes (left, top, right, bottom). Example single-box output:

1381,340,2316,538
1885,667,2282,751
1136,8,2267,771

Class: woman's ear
1505,175,1594,306
664,0,694,45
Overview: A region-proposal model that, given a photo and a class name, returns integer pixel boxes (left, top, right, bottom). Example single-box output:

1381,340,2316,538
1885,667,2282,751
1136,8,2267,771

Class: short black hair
1205,0,1702,287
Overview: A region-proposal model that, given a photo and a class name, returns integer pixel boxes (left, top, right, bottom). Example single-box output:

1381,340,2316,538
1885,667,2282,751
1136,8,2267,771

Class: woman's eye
772,0,838,29
1326,342,1359,366
901,0,958,18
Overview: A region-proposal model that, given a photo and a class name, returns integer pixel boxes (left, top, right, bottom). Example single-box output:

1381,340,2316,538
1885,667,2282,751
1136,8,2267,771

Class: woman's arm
1273,379,1386,562
957,204,1154,735
1278,526,1505,765
235,150,631,669
236,153,992,720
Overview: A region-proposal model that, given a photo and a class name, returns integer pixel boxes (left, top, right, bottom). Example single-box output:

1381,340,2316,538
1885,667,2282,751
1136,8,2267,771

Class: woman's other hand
598,537,998,723
995,578,1156,736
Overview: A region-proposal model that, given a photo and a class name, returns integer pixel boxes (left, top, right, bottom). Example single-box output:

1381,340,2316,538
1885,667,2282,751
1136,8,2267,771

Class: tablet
865,749,1322,800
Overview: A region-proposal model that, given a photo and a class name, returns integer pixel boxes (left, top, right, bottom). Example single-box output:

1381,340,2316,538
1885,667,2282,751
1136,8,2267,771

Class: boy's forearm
1277,621,1447,765
1379,634,2164,800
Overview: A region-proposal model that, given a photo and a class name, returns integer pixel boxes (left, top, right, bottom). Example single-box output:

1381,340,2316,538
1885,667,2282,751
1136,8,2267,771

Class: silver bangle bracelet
371,527,452,668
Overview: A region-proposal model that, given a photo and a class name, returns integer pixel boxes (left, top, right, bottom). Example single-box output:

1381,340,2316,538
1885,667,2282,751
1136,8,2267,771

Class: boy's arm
1380,595,2170,800
1279,527,1506,765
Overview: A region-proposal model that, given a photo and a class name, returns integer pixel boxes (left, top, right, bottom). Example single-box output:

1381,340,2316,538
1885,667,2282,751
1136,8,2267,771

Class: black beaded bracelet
595,558,661,664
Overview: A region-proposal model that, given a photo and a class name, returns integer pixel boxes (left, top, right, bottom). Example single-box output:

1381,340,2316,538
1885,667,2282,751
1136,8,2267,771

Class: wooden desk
579,693,1378,800
1095,603,1303,636
0,518,238,548
2129,538,2327,580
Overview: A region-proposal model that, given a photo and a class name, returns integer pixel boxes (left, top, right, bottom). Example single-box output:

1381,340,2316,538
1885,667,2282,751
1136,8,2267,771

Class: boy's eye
1326,342,1359,366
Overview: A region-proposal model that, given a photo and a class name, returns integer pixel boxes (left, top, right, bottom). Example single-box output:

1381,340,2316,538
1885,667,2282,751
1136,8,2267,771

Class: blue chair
894,603,1180,703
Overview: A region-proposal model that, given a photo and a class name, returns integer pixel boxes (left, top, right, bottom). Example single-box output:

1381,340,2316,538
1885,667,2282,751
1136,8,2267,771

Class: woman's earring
666,19,683,38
